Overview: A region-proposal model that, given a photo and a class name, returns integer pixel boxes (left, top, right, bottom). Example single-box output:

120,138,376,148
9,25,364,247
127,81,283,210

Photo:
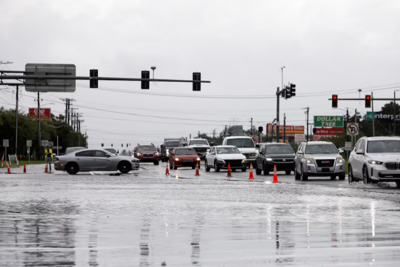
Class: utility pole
283,113,286,143
37,92,41,159
212,129,216,143
15,85,19,154
250,118,253,136
276,87,280,142
371,92,375,137
198,131,200,138
305,107,309,141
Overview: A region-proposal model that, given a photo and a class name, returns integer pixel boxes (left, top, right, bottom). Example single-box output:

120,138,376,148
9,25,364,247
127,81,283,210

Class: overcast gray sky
1,0,400,147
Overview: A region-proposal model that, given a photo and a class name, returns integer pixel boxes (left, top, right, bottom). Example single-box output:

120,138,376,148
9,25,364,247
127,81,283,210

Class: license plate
322,168,330,172
183,159,193,162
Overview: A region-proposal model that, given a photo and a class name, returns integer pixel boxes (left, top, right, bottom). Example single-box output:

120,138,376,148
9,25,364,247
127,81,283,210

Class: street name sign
25,63,76,93
347,123,359,136
314,116,344,127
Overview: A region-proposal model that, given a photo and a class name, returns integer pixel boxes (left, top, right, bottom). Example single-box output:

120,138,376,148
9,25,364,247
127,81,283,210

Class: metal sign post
3,139,9,164
27,140,32,164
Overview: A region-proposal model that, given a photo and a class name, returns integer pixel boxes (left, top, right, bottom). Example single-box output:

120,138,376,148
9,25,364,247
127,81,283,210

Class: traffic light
90,69,98,88
285,87,291,99
193,72,201,91
290,83,296,97
111,143,113,147
121,144,123,147
141,70,150,89
281,88,287,98
258,126,263,133
365,95,371,108
101,143,104,147
332,94,338,108
126,143,128,147
313,128,317,134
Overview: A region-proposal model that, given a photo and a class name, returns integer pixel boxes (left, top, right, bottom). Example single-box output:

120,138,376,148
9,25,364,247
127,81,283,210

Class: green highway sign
314,116,344,127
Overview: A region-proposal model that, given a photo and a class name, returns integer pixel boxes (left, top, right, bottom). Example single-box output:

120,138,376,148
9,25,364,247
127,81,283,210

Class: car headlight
368,160,383,165
175,158,180,161
196,157,201,161
336,157,344,164
242,159,246,163
137,152,142,156
250,153,257,157
217,158,225,163
155,152,159,156
266,158,273,161
306,158,315,164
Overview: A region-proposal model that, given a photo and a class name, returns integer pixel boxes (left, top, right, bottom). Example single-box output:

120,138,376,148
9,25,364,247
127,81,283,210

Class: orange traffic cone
23,164,26,173
165,161,170,176
195,162,200,176
249,163,254,179
227,163,232,177
45,164,48,173
7,163,11,174
273,164,279,183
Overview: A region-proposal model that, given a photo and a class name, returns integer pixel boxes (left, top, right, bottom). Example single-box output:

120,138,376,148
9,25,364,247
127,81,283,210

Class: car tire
192,166,196,169
339,174,345,180
232,169,236,172
348,165,354,184
263,165,269,176
118,162,131,174
66,163,79,175
363,166,371,184
214,161,220,172
256,168,262,175
285,170,291,175
300,165,308,181
330,175,336,180
205,161,210,172
154,160,159,166
242,168,246,172
169,161,173,170
396,181,400,188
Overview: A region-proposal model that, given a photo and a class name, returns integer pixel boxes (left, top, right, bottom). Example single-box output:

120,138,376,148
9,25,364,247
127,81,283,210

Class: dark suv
255,143,295,175
134,144,159,165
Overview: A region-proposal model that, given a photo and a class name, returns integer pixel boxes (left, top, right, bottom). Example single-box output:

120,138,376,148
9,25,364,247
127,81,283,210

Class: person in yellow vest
45,146,53,171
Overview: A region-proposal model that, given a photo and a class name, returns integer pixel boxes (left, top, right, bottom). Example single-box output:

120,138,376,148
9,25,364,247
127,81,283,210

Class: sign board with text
3,139,9,147
41,140,48,147
345,142,352,151
294,134,306,144
29,108,51,120
314,116,344,127
314,127,344,136
25,63,76,92
366,111,400,121
279,126,305,137
27,140,32,147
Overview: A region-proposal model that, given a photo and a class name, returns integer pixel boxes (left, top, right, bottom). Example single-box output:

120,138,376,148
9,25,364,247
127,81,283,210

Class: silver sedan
54,149,140,175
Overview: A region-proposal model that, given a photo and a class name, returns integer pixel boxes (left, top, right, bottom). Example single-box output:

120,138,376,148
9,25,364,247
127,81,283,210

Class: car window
217,147,240,154
305,144,338,154
367,140,400,153
358,140,365,152
76,150,95,157
266,145,294,154
190,140,208,145
226,138,254,148
298,143,303,153
354,139,362,151
95,150,108,157
210,147,215,154
176,149,197,155
138,146,156,151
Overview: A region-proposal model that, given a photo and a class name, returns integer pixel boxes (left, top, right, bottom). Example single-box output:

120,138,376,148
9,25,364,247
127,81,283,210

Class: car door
295,143,304,172
257,146,266,170
207,147,216,166
94,150,111,170
351,139,364,178
75,150,96,171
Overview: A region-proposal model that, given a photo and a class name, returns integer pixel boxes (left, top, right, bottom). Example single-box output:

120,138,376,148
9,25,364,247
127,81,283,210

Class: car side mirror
356,149,364,155
297,151,303,155
338,148,344,153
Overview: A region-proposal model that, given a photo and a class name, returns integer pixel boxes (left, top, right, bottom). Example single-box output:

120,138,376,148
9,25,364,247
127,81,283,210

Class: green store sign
314,116,344,127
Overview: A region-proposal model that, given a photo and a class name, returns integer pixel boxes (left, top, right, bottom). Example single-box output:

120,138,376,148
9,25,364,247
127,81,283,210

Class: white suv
348,136,400,187
222,136,258,168
188,138,210,159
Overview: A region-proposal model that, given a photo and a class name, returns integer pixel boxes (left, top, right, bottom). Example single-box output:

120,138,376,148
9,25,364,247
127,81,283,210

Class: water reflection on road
1,171,400,266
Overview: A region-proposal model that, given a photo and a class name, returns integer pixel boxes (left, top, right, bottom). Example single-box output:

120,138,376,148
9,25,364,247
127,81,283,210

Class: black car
255,143,295,175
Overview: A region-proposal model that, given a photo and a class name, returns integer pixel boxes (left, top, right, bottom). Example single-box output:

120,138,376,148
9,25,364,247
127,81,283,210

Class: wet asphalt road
1,163,400,266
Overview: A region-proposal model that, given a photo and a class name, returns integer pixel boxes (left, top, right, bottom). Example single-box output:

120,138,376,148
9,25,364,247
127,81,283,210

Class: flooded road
1,164,400,266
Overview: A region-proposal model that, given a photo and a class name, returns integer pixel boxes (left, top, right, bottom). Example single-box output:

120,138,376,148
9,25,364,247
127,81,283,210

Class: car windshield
104,148,117,154
367,140,400,153
190,140,208,145
266,145,294,154
165,141,180,147
175,149,197,155
305,144,338,154
139,146,156,151
226,138,254,148
217,147,240,154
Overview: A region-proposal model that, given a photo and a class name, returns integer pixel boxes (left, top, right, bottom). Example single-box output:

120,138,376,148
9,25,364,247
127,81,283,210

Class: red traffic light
332,94,338,108
333,95,337,100
365,95,371,108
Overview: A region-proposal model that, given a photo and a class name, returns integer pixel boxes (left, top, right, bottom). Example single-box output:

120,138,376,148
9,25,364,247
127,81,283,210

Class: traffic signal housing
332,94,338,108
193,72,201,91
289,83,296,97
258,126,263,133
365,95,371,108
90,69,98,88
141,70,150,89
285,87,291,99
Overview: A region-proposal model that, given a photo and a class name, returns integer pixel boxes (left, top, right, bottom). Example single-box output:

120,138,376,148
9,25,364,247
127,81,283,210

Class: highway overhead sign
347,123,359,136
25,63,76,93
314,116,344,127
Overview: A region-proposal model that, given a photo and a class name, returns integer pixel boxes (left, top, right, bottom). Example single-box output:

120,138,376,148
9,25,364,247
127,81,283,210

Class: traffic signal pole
276,87,280,142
